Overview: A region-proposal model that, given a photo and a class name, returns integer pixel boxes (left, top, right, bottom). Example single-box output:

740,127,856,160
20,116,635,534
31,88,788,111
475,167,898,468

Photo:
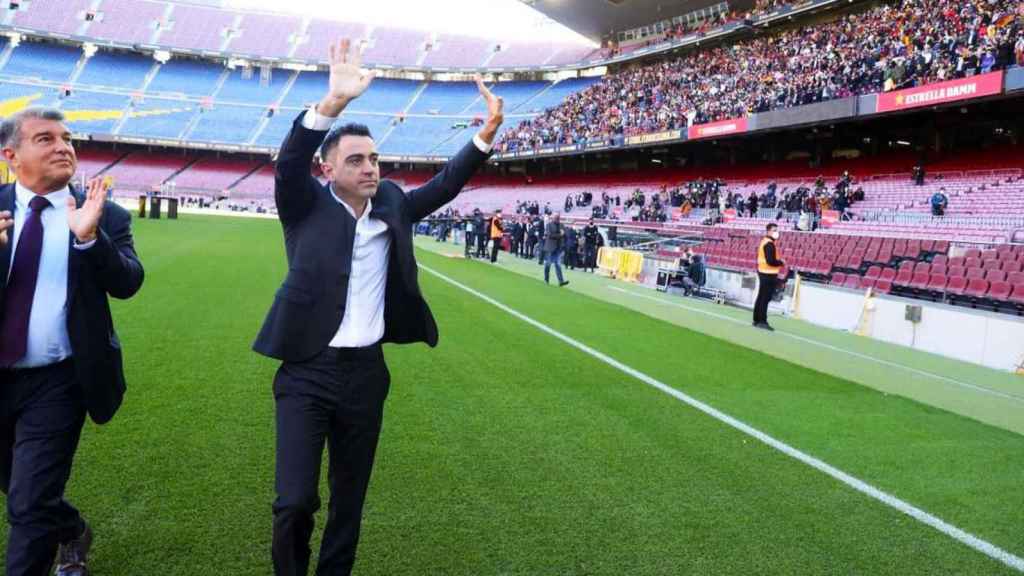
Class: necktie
0,195,51,367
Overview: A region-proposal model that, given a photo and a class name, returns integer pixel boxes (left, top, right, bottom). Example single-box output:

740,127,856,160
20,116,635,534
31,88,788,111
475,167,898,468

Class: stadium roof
519,0,755,42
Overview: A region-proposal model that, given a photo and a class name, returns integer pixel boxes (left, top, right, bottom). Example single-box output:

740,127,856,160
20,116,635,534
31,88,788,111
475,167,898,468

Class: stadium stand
86,0,168,46
499,0,1023,150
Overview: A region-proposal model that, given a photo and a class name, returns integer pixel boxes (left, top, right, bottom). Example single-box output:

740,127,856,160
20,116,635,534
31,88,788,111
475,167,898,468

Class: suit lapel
368,187,400,232
0,184,13,288
67,186,83,296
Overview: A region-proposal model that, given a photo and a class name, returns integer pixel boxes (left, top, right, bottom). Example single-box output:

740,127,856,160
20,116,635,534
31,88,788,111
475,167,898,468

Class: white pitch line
608,285,1024,404
419,263,1024,573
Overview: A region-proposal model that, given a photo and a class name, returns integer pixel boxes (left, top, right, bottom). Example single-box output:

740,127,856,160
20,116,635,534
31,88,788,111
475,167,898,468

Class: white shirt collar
328,183,372,221
15,181,70,212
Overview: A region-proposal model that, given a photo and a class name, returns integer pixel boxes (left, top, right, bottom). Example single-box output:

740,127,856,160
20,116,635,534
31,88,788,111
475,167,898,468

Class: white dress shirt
7,183,94,368
328,193,391,348
300,106,492,348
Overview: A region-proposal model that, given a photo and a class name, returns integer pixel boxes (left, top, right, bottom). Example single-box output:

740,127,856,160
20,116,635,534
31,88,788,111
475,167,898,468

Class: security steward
753,223,785,331
489,209,505,263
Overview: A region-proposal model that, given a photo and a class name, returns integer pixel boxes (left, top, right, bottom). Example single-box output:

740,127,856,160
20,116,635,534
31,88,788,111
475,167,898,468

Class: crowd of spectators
500,0,1023,152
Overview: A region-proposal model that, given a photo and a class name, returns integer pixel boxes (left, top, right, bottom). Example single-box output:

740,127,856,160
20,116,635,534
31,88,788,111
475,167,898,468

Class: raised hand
474,74,504,146
319,38,376,117
67,177,106,244
0,210,11,247
475,74,504,127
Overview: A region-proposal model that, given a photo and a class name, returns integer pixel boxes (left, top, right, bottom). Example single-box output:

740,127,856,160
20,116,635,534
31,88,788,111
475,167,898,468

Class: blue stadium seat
58,90,131,133
148,60,225,96
380,117,463,155
1,41,81,82
189,105,266,142
407,82,480,115
76,50,153,89
522,77,599,112
216,68,291,104
119,97,200,139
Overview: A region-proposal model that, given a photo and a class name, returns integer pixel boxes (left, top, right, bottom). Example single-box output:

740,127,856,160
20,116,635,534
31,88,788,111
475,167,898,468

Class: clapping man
0,108,144,576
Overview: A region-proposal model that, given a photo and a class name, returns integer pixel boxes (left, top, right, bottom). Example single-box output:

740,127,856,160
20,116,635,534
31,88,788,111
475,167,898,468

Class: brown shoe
55,523,92,576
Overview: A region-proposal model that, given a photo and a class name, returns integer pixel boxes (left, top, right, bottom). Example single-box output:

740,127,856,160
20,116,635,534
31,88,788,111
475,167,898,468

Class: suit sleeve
81,201,144,299
275,111,330,225
406,139,490,222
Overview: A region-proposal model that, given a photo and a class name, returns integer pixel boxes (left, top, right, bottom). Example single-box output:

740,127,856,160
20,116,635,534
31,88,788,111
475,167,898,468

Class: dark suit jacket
253,112,490,362
543,221,565,253
0,184,144,424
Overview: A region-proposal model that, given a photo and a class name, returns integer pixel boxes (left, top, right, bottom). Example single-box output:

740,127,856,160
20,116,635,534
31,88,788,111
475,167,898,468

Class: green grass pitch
1,213,1022,575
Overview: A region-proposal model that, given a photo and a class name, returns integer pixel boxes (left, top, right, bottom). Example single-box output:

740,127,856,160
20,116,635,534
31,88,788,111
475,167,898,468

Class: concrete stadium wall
666,266,1024,372
794,282,1024,371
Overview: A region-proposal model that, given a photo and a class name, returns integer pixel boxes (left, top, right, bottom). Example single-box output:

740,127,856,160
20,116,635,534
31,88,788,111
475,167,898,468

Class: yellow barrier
597,247,644,282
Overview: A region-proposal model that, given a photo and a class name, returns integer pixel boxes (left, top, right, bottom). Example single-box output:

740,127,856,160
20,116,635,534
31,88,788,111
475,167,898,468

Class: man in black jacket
252,39,503,576
753,223,785,331
582,220,599,273
0,108,144,576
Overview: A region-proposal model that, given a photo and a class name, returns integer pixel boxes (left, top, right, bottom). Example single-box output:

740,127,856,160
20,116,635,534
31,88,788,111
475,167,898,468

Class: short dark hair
766,223,778,232
320,123,373,160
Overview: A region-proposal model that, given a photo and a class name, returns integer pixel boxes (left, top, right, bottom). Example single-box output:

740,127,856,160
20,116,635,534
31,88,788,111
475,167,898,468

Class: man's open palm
327,39,375,103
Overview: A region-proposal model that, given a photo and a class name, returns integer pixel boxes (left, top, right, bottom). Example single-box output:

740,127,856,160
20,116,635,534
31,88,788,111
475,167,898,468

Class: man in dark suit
0,108,144,576
542,214,570,287
252,39,504,576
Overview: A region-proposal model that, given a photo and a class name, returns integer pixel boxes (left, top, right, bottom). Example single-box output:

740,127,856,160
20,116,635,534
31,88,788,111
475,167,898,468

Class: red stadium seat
929,265,947,276
933,241,950,254
879,268,897,282
948,256,966,268
864,266,882,280
982,259,1001,271
843,275,862,290
1010,284,1024,305
898,261,915,273
1009,272,1024,285
874,279,893,294
948,265,966,278
909,272,931,291
830,272,847,286
913,262,930,274
988,281,1011,302
966,267,985,280
985,269,1006,283
964,279,990,299
931,254,947,267
1002,261,1022,274
894,268,913,286
964,249,982,260
946,276,969,296
965,257,982,269
926,274,948,293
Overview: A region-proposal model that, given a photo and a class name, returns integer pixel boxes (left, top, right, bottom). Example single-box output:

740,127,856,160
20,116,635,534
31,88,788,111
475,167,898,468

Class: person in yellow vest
754,223,785,331
489,208,505,263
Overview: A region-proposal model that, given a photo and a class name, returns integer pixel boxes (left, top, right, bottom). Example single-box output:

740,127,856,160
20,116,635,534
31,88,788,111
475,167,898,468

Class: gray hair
0,107,66,149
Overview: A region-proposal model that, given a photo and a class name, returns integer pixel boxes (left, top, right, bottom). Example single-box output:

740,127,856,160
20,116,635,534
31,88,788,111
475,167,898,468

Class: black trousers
475,234,487,258
583,246,597,271
0,360,86,576
754,273,778,325
272,345,390,576
526,239,536,259
490,238,501,262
